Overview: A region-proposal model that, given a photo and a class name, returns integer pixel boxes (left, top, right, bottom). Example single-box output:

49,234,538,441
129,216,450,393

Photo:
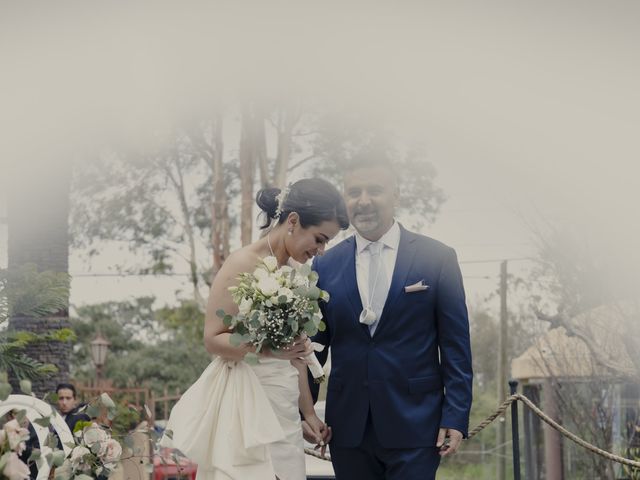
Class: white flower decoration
70,446,91,466
274,184,291,219
257,276,280,296
238,297,253,315
262,256,278,272
100,438,122,464
277,287,294,302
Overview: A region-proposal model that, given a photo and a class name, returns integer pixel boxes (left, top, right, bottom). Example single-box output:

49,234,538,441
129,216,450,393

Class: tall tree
70,105,447,306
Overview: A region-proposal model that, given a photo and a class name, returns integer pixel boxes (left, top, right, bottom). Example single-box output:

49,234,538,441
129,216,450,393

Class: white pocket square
404,281,429,293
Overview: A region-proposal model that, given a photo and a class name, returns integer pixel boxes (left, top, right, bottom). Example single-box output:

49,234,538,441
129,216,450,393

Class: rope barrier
304,393,640,469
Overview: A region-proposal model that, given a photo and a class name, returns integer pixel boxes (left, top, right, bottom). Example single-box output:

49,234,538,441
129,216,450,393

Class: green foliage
109,404,142,438
156,299,205,345
0,264,70,321
70,298,210,394
0,341,58,380
0,265,71,380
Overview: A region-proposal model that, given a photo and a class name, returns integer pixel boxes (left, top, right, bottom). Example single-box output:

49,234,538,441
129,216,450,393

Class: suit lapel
373,226,418,338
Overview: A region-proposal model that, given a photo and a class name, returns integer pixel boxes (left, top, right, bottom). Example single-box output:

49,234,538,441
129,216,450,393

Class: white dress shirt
354,221,400,312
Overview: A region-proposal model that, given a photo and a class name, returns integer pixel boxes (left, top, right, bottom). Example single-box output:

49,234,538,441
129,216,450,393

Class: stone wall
8,316,72,396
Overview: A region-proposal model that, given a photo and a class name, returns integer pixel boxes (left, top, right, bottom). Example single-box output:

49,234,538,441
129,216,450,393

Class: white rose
257,276,280,296
100,438,122,464
70,446,91,466
277,287,294,302
253,267,268,281
2,452,30,480
277,265,293,280
83,425,108,449
263,256,278,272
238,297,253,315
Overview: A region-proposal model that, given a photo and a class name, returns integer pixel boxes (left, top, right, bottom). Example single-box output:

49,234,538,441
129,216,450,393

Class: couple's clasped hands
302,415,331,456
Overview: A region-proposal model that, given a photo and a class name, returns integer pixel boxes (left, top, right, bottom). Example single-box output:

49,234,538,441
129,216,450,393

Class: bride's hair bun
256,187,281,228
255,178,349,232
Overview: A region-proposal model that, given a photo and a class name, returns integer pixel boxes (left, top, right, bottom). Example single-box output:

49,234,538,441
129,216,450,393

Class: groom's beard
352,211,380,233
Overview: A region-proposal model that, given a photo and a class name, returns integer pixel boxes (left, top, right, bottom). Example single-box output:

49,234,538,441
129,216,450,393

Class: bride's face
286,219,341,263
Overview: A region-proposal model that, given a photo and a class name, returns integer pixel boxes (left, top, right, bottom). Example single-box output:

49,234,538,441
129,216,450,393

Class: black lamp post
90,333,110,387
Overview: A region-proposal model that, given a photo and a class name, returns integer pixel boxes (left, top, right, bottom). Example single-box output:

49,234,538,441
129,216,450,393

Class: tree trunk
164,154,206,308
239,105,264,246
210,116,230,278
273,105,296,189
7,160,72,396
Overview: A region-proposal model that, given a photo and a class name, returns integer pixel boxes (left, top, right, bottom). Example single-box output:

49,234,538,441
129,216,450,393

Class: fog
1,0,639,304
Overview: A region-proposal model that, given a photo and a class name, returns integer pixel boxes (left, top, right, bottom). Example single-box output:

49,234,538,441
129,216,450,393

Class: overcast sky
1,1,639,309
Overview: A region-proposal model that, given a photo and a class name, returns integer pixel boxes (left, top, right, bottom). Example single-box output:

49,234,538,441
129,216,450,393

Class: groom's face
344,165,397,241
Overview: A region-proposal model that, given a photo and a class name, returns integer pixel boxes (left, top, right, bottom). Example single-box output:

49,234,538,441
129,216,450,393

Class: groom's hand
302,419,332,456
436,428,463,457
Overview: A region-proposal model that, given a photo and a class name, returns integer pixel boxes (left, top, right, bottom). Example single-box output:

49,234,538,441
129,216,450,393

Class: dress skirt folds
162,356,306,480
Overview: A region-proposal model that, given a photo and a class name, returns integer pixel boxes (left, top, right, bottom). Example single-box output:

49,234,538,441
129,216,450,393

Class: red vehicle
153,447,197,480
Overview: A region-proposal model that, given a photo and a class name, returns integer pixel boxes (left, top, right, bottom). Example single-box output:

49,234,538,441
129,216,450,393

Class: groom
310,155,473,479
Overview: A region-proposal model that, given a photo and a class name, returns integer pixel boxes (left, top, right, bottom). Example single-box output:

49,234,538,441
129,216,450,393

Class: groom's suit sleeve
308,257,331,403
436,247,473,437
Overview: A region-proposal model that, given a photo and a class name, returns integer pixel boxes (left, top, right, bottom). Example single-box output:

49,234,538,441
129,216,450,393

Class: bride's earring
287,229,293,236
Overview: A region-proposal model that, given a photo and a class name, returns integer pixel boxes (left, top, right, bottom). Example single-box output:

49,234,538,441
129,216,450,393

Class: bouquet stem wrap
306,343,326,383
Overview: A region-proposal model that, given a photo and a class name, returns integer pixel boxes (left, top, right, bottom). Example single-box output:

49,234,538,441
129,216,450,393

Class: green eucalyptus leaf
100,392,116,409
304,321,318,336
244,352,259,365
229,333,244,347
307,286,320,300
19,376,32,393
0,382,11,400
33,416,51,428
298,264,311,277
27,449,42,463
86,405,100,418
51,450,66,467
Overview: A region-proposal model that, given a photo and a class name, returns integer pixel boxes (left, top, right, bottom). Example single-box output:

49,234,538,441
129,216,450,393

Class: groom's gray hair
343,148,398,183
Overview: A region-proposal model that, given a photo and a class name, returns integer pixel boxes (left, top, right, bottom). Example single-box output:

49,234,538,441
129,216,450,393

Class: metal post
497,260,508,480
510,380,522,480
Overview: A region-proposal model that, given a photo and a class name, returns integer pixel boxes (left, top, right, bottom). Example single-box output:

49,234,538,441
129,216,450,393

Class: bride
165,178,349,480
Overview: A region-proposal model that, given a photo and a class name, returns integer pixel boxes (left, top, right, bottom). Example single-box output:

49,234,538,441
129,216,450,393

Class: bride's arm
293,359,329,446
203,254,255,361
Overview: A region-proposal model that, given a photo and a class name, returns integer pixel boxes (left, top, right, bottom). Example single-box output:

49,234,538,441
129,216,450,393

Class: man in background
56,383,89,433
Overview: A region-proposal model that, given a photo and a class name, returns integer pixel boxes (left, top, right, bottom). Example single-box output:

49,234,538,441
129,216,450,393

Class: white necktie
366,241,387,335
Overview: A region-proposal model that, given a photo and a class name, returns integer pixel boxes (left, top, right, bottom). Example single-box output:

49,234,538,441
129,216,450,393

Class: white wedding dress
162,356,306,480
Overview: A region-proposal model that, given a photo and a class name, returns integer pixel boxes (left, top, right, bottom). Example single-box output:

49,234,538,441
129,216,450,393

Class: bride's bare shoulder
217,246,262,280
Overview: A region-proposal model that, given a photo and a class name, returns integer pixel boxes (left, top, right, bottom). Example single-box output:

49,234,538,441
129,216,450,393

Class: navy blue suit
312,225,473,478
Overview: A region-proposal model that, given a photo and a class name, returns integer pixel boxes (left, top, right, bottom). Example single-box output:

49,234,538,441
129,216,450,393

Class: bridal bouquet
218,256,328,382
55,423,122,480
